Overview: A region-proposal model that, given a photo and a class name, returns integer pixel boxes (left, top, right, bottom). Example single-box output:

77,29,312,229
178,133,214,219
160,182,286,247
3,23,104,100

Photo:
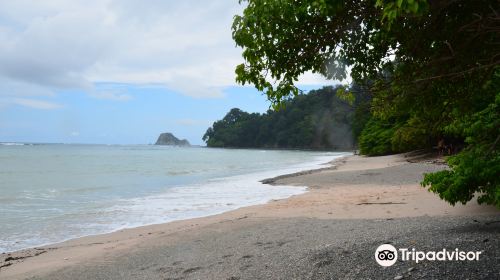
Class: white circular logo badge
375,244,398,266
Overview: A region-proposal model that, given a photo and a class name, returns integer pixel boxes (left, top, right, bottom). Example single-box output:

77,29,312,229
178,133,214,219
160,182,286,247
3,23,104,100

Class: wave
0,142,26,146
0,151,351,253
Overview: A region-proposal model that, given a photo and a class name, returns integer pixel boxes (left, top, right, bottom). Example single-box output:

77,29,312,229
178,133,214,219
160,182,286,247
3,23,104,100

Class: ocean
0,144,349,253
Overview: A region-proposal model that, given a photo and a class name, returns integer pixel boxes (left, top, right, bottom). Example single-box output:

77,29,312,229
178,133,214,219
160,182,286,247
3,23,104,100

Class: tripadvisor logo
375,244,482,267
375,244,398,266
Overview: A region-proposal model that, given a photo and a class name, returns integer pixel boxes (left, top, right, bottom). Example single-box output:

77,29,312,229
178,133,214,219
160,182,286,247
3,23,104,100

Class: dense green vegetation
232,0,500,207
203,86,356,149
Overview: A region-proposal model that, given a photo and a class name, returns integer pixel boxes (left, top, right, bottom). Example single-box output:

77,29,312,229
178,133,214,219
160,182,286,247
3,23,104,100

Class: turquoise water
0,144,349,252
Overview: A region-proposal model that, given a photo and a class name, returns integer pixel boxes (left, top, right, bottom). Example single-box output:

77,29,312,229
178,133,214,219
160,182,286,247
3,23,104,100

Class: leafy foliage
233,0,500,207
203,87,356,149
358,118,396,156
422,91,500,207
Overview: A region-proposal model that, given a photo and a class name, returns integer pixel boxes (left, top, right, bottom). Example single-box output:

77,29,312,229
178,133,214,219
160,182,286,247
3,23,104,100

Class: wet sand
1,154,499,279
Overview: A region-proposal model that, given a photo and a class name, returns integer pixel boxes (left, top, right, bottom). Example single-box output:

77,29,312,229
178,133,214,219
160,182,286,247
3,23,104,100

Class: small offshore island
155,132,190,146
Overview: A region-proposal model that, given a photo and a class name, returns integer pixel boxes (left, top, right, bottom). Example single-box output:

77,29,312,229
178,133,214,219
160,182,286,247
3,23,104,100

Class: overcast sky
0,0,337,145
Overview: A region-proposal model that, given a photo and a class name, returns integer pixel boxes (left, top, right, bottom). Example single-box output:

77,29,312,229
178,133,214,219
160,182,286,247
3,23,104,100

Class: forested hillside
203,86,361,149
231,0,500,207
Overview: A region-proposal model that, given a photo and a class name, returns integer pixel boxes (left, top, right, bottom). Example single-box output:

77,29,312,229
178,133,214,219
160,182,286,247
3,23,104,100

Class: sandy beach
1,154,499,279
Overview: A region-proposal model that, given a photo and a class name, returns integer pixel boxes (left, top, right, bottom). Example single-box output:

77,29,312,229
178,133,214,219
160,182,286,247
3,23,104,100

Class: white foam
100,152,350,230
0,142,25,146
0,152,351,252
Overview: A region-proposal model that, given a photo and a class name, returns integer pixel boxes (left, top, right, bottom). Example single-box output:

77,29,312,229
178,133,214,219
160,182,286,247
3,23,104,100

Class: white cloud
8,98,63,110
296,72,343,87
0,1,341,103
0,1,113,90
88,90,132,101
0,0,247,101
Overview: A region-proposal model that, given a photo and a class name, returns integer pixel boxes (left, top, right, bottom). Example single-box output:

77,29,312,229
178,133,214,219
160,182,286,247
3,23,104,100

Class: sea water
0,144,350,252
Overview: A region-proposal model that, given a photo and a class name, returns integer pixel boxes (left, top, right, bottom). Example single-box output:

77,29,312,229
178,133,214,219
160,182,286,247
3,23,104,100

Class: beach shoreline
0,151,348,255
1,154,498,279
0,147,348,254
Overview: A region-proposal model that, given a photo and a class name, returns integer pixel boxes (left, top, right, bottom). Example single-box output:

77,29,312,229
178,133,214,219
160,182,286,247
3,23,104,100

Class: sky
0,0,338,145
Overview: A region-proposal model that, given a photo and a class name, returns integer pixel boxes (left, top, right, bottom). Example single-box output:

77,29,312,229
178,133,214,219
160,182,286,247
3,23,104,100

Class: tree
203,87,356,149
232,0,500,207
422,80,500,207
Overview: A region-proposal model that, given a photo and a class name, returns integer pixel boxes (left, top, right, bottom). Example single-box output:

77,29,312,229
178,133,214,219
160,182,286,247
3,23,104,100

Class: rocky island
154,132,190,146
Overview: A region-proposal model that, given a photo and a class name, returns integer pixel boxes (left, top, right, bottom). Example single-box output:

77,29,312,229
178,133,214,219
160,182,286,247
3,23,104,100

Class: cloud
88,90,132,101
296,72,345,86
7,98,63,110
0,1,248,101
0,1,113,90
0,1,342,104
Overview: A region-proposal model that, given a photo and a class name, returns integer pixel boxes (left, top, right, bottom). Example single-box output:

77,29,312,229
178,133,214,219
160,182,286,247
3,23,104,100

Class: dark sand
1,154,499,279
